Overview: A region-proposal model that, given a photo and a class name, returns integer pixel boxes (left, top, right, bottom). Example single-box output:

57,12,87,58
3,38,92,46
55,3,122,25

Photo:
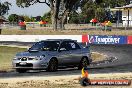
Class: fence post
0,29,2,34
0,23,1,34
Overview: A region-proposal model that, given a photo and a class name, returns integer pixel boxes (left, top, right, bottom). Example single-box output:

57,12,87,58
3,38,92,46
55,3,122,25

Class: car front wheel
46,59,58,72
16,69,27,73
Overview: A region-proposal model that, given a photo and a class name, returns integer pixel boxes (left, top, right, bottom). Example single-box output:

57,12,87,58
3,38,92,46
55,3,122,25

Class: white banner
0,35,82,42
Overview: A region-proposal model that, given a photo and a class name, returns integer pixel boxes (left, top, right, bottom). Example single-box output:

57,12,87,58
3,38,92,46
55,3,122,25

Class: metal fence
0,22,126,30
0,22,19,30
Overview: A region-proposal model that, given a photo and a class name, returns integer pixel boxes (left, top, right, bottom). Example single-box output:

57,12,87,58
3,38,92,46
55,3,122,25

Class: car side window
59,42,70,51
68,41,80,50
60,41,80,51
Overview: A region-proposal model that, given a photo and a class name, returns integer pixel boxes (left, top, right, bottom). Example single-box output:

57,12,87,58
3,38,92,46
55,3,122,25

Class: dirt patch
0,73,132,88
0,80,76,88
91,52,108,62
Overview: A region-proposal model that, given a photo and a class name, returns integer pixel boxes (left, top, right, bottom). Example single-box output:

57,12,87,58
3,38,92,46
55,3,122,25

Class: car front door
57,41,72,66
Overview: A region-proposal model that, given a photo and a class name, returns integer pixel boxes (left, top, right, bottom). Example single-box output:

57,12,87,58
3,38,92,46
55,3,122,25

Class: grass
0,46,106,72
0,46,26,71
2,29,132,35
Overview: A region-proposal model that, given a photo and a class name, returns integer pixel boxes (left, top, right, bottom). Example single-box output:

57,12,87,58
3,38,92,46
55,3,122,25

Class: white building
114,3,132,27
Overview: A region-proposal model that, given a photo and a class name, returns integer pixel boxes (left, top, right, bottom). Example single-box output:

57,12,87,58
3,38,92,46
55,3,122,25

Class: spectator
90,18,98,26
101,20,112,31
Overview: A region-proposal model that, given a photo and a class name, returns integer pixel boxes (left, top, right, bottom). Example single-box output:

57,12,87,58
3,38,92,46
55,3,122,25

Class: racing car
12,39,92,73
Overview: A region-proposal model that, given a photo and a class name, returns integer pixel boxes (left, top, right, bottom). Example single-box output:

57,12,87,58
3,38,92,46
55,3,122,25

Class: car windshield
29,41,60,51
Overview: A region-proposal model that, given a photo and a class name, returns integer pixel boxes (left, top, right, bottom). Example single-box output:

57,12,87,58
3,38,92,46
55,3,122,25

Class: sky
1,0,51,18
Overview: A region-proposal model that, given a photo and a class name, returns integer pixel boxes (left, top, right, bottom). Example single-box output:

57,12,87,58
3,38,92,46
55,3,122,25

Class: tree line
1,0,131,30
15,0,129,30
8,12,51,23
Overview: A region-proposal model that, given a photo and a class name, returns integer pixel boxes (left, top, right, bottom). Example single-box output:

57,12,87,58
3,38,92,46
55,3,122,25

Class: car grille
28,57,34,60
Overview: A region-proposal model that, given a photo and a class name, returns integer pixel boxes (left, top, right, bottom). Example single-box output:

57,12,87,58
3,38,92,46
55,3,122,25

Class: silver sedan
12,39,92,73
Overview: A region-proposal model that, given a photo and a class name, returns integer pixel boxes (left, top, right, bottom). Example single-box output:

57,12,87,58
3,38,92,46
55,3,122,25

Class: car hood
16,51,57,57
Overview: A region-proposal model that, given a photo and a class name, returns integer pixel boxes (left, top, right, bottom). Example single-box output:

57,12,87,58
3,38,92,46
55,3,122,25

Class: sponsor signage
82,35,128,44
82,35,88,43
127,36,132,44
89,35,127,44
80,68,131,86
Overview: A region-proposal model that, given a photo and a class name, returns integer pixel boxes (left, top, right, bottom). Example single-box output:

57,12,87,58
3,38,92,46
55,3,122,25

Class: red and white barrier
0,35,132,44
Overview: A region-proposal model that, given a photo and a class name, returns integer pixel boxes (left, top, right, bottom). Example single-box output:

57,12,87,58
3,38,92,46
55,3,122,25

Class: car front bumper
12,60,49,70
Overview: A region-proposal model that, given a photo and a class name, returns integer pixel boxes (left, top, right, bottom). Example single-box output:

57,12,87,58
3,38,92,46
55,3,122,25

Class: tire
16,69,27,73
78,57,89,70
46,59,58,72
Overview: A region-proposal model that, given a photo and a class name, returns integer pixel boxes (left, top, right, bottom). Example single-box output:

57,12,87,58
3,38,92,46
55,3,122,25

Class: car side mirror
28,48,31,51
85,44,90,48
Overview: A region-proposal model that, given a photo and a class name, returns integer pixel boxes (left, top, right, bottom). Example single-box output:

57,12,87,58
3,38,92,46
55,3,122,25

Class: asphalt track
90,44,132,68
0,42,132,78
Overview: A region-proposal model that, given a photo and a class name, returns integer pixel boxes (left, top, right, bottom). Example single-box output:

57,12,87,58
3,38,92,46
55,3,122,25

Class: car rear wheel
16,69,27,73
46,59,58,72
78,57,89,70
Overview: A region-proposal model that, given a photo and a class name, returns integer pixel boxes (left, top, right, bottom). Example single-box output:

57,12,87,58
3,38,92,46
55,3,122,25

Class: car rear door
67,41,82,65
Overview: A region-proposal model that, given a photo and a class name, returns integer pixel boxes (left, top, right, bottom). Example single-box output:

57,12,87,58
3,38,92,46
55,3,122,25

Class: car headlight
13,56,18,60
39,55,45,58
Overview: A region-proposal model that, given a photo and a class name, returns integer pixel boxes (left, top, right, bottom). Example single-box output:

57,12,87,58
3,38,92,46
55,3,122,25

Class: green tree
23,15,31,22
16,0,80,30
0,2,11,16
42,11,51,23
8,14,19,23
30,16,35,22
69,11,79,24
80,0,127,22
